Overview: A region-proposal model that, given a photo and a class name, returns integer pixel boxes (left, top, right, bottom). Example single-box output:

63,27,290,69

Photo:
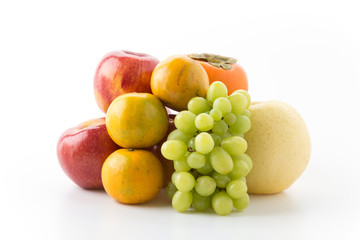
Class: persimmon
189,53,248,94
102,149,163,204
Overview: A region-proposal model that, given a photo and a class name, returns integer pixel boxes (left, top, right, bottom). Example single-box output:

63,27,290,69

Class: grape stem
188,147,196,152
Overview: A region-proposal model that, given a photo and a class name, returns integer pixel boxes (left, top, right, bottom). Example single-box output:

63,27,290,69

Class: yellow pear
244,100,311,194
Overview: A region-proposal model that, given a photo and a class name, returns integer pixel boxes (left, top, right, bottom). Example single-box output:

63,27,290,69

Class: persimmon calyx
188,53,237,70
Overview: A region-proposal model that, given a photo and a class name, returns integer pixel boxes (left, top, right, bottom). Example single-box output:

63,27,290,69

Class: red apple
94,50,159,113
147,114,176,187
57,118,121,189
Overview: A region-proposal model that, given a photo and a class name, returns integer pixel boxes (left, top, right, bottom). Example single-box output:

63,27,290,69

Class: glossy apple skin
147,114,176,187
94,50,159,113
57,118,121,189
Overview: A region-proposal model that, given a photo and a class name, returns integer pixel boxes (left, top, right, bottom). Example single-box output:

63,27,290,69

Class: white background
1,0,360,239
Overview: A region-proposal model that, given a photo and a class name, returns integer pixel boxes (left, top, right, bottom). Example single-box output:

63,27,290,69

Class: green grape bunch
161,81,253,216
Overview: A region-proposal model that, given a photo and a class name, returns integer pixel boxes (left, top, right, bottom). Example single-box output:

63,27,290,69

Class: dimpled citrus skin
101,149,163,204
244,101,311,194
106,93,168,148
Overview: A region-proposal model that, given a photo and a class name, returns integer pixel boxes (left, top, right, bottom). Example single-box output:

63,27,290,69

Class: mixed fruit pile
57,51,311,216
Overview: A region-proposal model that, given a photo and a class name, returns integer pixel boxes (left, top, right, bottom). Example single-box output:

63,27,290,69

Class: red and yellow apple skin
57,118,121,189
94,50,159,113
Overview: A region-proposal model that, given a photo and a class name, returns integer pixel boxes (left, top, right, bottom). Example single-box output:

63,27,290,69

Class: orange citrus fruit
101,149,163,204
106,93,168,148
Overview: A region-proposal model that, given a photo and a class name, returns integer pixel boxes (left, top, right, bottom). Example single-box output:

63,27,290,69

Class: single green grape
206,81,228,103
212,120,228,136
187,151,206,169
233,193,250,211
195,176,216,196
161,140,188,160
228,93,247,115
209,108,222,121
210,133,222,146
213,97,232,116
187,137,195,151
197,155,213,175
192,191,210,212
229,157,250,179
172,191,193,212
167,129,193,143
223,113,236,126
233,153,253,172
174,111,197,133
195,113,214,132
229,115,251,134
209,146,233,175
235,153,253,171
242,109,251,119
212,172,231,188
165,181,177,199
226,179,247,199
173,171,195,192
195,132,215,154
221,136,248,156
211,191,233,216
188,97,211,115
174,158,191,172
232,89,251,109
